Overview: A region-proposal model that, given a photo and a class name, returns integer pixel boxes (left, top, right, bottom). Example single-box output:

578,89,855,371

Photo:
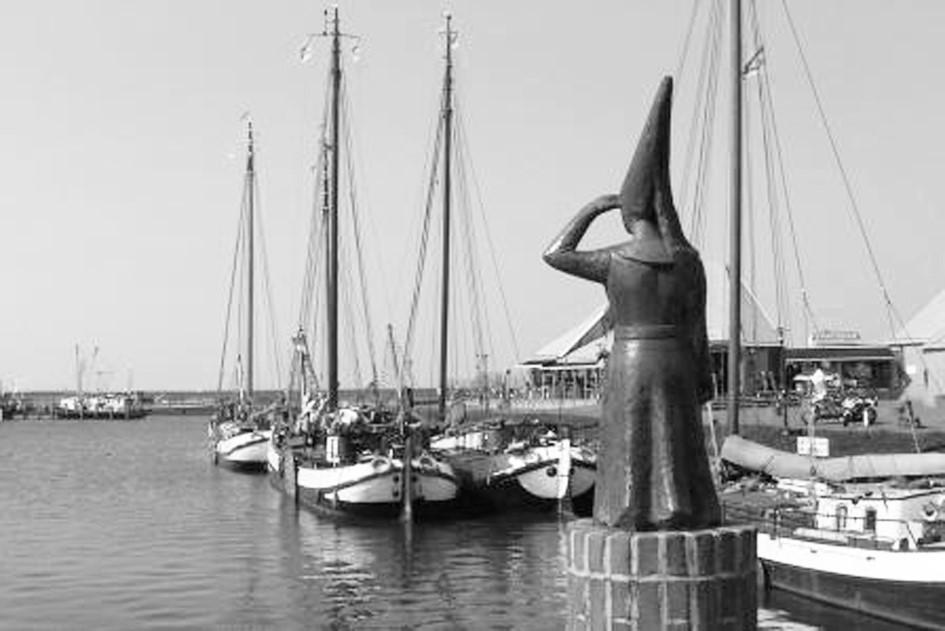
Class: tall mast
245,120,255,399
727,0,743,434
327,7,341,411
437,13,454,422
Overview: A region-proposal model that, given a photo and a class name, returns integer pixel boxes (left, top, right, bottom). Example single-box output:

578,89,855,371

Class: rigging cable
454,100,522,362
780,0,904,337
298,73,332,334
746,0,792,342
743,82,759,344
402,86,446,375
678,0,723,244
338,240,364,389
686,0,725,246
250,157,285,390
341,77,380,389
674,0,703,82
452,109,488,373
747,0,819,338
779,1,937,449
216,165,248,393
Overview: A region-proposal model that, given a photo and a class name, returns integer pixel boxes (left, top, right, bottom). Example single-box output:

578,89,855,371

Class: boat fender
419,456,434,469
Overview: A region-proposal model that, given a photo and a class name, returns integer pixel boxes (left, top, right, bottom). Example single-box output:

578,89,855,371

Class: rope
758,46,819,338
338,240,364,388
674,0,703,82
341,79,380,389
402,84,446,369
683,0,725,245
781,0,899,338
743,92,759,343
234,176,248,394
452,112,487,368
297,72,332,334
455,102,522,362
216,169,248,393
746,1,792,341
250,166,284,390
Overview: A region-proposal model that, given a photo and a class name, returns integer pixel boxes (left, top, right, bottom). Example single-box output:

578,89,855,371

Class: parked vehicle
841,393,878,427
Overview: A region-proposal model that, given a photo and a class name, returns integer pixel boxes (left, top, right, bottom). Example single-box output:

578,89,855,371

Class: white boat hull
758,533,945,629
214,429,272,470
447,441,596,513
268,439,460,518
758,531,945,583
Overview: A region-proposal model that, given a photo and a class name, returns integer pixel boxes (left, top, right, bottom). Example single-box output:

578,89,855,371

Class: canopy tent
526,302,613,366
894,287,945,348
893,288,945,400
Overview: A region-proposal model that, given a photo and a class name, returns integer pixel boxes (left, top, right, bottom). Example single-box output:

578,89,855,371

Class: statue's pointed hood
617,77,674,264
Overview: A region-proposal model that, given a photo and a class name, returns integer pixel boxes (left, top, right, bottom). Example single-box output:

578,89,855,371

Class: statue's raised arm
542,194,621,284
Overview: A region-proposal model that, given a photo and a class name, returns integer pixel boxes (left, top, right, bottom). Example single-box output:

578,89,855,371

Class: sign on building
809,329,861,347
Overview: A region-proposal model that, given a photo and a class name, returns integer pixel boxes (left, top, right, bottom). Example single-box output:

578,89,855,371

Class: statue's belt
613,324,678,340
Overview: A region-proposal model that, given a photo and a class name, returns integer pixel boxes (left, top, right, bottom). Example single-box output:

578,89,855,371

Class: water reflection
275,500,571,629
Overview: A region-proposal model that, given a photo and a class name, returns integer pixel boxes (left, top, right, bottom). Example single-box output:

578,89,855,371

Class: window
835,505,848,530
864,508,877,532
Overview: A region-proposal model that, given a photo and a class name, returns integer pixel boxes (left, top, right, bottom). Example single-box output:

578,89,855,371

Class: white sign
797,436,830,457
809,329,861,347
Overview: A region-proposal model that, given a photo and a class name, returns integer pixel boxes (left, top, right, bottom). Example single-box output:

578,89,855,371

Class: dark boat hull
217,457,268,473
762,557,945,630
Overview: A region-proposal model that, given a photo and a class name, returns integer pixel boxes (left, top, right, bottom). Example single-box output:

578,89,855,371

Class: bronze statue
543,77,721,531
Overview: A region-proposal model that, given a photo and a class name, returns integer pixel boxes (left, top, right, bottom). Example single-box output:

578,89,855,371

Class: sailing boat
706,2,945,627
207,121,276,471
55,345,147,420
406,14,595,515
266,7,460,519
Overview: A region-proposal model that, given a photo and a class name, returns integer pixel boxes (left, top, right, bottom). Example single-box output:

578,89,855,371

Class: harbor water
0,416,905,630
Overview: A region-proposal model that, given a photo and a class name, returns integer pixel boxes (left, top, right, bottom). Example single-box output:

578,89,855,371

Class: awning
785,346,896,363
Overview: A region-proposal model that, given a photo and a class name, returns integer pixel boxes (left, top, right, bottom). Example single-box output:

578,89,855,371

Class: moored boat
207,120,281,471
209,401,274,471
432,422,596,514
269,398,459,519
400,13,595,516
268,7,459,520
55,392,147,419
723,475,945,630
688,0,945,625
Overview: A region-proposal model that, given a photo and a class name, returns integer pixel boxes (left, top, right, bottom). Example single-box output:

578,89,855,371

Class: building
785,330,904,399
521,260,908,402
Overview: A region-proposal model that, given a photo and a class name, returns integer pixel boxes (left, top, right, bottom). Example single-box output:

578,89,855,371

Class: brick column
567,519,757,630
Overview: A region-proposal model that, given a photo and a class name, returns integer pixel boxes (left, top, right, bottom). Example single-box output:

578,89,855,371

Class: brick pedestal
567,519,757,630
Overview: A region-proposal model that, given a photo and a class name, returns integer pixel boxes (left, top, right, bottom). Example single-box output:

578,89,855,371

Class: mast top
329,5,339,38
245,119,255,171
442,12,458,62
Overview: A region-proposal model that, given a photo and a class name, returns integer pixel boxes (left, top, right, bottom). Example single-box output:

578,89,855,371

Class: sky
1,0,944,392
